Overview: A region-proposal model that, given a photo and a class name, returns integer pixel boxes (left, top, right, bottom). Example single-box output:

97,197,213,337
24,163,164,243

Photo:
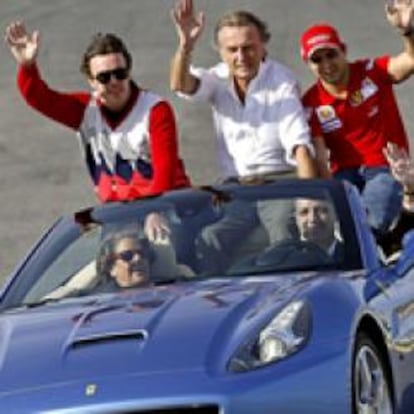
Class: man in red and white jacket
5,21,190,203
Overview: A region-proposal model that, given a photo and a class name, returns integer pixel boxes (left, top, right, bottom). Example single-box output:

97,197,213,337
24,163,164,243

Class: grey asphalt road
0,0,413,280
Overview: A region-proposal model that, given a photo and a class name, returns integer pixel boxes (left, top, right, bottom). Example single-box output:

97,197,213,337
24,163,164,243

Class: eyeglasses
309,49,339,64
94,67,129,85
114,249,145,262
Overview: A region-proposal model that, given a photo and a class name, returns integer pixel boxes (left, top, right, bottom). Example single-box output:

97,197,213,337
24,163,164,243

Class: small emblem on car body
85,383,98,397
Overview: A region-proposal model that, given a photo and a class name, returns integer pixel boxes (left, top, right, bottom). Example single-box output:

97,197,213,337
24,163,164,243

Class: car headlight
228,300,311,373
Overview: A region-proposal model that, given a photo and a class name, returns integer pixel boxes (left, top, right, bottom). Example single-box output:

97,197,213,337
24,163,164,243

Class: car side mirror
394,229,414,276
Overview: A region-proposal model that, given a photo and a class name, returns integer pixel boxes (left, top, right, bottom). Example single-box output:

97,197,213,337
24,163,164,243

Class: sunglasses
94,67,129,85
309,49,339,64
114,249,146,262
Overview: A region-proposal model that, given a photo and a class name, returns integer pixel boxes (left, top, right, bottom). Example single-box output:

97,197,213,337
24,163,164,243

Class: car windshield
5,182,362,307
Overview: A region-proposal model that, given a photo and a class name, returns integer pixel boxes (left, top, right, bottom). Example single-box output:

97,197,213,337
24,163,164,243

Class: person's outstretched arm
294,145,318,178
5,20,87,129
170,0,205,94
386,1,414,82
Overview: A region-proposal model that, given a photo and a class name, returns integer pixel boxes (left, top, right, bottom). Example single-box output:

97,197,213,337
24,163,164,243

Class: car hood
0,273,330,394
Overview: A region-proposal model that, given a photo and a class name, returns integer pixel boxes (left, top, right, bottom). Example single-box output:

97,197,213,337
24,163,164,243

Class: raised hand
4,21,40,66
144,212,171,244
171,0,205,51
384,142,414,189
385,0,414,33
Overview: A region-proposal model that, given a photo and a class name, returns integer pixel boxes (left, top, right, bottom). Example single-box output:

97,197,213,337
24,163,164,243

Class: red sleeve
372,55,392,84
141,100,179,195
17,64,90,130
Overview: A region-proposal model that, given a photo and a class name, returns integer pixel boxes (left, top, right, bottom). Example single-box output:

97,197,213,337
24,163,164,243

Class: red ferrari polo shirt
302,56,409,173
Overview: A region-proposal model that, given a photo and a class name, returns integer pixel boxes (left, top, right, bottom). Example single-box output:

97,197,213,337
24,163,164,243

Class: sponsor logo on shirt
361,77,378,99
316,105,335,121
350,77,378,107
316,105,342,132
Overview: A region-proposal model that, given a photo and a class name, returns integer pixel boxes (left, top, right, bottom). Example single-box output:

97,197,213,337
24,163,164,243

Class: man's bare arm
294,145,318,178
313,136,332,178
170,0,204,94
386,1,414,82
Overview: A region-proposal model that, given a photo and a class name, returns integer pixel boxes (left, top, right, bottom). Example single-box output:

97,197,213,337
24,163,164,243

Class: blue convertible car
1,178,414,413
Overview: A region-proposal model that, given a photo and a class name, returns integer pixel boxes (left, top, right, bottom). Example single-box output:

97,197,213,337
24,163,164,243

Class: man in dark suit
295,197,343,260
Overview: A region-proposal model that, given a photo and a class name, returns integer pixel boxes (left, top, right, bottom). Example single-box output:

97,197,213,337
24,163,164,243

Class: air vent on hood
115,405,219,413
71,329,148,349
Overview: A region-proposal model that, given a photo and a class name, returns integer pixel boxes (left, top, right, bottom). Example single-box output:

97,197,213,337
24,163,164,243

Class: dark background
0,0,412,280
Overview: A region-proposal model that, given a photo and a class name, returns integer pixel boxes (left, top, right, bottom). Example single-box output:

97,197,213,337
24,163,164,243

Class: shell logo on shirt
316,105,343,133
316,105,335,122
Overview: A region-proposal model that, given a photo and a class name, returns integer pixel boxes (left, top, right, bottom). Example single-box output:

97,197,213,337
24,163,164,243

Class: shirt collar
327,239,339,256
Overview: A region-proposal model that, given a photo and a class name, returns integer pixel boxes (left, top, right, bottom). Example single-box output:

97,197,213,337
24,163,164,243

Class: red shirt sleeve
372,55,392,83
17,64,90,130
141,100,179,195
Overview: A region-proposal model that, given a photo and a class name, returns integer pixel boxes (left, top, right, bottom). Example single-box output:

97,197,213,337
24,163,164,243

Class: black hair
80,33,132,78
96,229,154,281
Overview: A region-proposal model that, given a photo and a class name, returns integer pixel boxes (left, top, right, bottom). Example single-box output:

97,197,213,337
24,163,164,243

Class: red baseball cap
300,23,345,61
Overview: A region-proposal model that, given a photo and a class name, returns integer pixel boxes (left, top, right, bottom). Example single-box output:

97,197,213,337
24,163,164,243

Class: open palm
384,142,414,187
386,0,414,32
171,0,205,48
5,21,39,65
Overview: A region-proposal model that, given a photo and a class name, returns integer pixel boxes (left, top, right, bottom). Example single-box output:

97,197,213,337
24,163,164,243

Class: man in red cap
300,1,414,242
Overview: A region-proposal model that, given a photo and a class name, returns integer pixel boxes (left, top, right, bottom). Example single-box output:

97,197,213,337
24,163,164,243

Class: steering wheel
228,238,332,274
259,238,331,266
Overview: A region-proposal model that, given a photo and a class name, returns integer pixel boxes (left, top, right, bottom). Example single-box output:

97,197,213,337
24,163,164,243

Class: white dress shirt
178,59,313,179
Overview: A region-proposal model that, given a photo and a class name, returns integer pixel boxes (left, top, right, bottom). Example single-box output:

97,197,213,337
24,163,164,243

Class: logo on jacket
350,77,378,107
316,105,342,132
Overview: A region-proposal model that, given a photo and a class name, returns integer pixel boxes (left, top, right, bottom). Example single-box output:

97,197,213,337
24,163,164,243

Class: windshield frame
0,179,366,310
